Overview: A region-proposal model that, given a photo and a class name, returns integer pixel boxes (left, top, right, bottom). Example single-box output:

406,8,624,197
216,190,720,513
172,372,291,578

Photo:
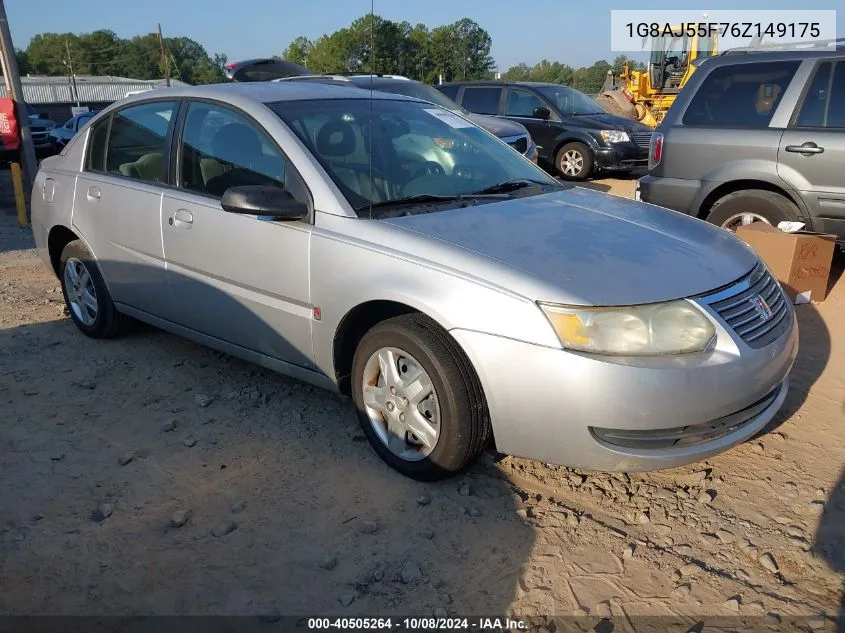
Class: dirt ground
1,171,844,629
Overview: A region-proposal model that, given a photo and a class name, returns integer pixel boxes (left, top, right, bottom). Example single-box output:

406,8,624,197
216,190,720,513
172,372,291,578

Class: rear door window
461,87,503,115
105,101,177,183
85,117,110,172
683,61,800,128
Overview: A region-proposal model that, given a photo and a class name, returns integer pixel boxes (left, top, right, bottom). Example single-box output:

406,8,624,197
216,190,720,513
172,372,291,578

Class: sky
8,0,844,73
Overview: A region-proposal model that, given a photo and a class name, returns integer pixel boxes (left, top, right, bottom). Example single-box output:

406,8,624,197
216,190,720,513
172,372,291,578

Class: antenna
368,0,374,220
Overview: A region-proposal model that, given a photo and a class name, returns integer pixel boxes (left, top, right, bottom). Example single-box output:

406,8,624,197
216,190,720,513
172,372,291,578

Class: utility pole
0,0,37,190
158,23,170,87
64,39,80,107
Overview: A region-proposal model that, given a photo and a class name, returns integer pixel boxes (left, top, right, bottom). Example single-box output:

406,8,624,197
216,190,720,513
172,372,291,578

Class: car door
778,58,845,237
503,87,557,159
160,99,315,369
71,100,178,317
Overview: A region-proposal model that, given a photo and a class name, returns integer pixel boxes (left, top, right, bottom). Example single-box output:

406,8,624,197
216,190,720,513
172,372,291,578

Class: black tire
59,240,131,338
705,189,803,232
351,314,491,481
556,142,594,181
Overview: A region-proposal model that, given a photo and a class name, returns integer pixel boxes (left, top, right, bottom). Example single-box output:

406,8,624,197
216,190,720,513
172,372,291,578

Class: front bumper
451,309,797,472
594,142,648,171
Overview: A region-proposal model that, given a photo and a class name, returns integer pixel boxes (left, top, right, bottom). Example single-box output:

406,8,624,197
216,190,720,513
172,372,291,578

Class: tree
21,33,76,75
451,18,494,80
15,50,30,75
502,63,530,81
280,15,493,82
612,55,646,74
282,36,312,67
21,30,226,84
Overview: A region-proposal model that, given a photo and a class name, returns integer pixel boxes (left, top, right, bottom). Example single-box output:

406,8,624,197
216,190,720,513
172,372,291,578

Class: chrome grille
698,264,791,349
631,132,653,149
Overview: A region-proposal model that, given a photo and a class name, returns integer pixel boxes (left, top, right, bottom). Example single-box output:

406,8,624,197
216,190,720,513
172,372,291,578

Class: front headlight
600,130,630,143
539,300,716,356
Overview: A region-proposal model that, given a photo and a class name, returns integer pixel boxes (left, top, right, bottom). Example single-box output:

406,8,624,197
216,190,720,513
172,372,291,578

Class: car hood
569,112,652,133
463,113,528,139
381,187,758,306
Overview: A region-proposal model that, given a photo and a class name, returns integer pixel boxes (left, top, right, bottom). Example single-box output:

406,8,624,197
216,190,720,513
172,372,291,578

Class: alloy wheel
63,257,99,327
361,346,441,462
560,149,584,177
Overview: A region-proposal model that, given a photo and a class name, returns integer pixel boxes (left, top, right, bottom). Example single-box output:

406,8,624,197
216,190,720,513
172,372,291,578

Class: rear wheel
59,240,131,338
705,189,803,232
556,142,594,181
351,314,490,481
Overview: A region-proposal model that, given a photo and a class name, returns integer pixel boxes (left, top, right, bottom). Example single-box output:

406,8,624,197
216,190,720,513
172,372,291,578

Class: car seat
316,119,389,203
118,152,164,182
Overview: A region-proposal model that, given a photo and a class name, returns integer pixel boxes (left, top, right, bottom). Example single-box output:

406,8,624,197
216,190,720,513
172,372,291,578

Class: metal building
0,75,190,122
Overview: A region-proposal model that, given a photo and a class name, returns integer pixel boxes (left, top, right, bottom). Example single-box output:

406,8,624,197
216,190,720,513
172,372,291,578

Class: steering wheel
409,161,445,182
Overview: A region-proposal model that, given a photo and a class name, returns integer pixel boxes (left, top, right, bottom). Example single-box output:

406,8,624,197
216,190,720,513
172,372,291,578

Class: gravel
319,556,338,571
401,561,423,584
169,509,190,528
211,521,237,537
194,394,213,408
759,553,779,574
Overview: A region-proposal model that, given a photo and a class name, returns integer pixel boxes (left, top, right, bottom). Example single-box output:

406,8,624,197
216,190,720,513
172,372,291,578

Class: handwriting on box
796,242,828,280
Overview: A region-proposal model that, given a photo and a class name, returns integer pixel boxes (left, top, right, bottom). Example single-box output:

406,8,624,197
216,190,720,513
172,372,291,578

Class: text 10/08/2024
307,617,527,630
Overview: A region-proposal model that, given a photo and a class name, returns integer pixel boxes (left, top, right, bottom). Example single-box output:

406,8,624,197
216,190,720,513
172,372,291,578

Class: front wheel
556,142,594,181
351,314,491,481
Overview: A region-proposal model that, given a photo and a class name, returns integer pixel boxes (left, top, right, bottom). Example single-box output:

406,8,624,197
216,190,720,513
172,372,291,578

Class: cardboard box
735,223,836,304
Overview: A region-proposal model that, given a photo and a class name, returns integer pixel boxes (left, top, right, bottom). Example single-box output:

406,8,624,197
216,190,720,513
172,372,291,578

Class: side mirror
533,107,551,120
221,185,308,221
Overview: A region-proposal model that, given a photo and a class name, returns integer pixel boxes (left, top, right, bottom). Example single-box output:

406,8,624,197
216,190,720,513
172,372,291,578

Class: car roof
114,81,417,107
704,46,845,67
438,80,570,89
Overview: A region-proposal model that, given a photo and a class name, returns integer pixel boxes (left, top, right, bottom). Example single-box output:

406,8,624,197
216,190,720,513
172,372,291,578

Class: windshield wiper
470,179,556,195
358,194,466,212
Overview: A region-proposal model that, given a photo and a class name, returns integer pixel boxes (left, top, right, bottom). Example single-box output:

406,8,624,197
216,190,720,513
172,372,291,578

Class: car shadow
754,249,841,439
0,260,536,618
812,249,845,631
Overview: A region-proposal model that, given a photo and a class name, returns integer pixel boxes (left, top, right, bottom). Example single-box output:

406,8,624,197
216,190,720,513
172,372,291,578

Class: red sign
0,98,20,151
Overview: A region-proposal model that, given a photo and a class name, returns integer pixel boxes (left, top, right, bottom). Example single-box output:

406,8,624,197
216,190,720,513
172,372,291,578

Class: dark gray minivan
638,41,845,243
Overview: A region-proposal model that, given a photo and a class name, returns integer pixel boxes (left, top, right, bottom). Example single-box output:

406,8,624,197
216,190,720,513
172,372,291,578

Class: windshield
357,80,465,113
536,85,603,115
270,98,559,217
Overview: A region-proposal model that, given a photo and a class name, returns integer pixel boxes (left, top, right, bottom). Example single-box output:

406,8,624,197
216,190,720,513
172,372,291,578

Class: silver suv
638,40,844,243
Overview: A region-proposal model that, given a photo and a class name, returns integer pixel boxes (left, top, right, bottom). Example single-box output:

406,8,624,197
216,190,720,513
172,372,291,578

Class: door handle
86,186,100,200
172,209,194,228
785,142,824,155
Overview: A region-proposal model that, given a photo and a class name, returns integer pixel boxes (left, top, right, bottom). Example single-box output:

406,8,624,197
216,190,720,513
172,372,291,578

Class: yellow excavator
597,22,720,128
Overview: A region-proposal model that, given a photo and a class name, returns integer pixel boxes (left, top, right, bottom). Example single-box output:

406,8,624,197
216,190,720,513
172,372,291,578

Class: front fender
309,228,562,380
552,130,601,156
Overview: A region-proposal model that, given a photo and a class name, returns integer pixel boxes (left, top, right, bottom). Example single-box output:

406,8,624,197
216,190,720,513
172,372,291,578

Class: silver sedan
30,82,798,480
